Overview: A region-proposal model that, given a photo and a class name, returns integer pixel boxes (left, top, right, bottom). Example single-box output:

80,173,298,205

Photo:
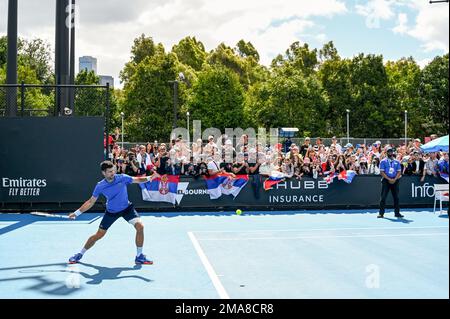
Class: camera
64,107,73,116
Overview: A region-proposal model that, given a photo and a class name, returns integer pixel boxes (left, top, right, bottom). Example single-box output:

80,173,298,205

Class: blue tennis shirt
380,158,402,179
92,174,133,213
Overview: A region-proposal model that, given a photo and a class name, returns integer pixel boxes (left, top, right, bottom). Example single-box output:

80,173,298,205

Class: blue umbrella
420,135,449,153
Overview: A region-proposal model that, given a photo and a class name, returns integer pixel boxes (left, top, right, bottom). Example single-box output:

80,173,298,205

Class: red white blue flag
338,170,357,184
140,175,180,205
204,173,249,199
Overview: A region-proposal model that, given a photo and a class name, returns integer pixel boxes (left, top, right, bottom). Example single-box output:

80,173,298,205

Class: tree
272,42,319,76
319,41,339,62
121,50,179,141
318,57,352,136
236,40,260,62
19,38,53,84
119,34,159,85
419,54,449,136
385,57,422,138
247,68,327,135
172,36,206,71
348,54,392,137
187,66,245,131
0,36,53,84
207,43,250,86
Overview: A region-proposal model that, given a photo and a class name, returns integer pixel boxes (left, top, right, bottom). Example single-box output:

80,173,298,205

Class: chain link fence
0,84,109,117
1,83,111,159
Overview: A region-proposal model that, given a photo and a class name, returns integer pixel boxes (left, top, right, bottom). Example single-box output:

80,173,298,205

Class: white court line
197,232,449,241
187,231,230,299
193,225,449,233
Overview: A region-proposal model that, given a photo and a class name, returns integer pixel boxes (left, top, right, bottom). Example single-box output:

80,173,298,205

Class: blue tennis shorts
99,203,140,230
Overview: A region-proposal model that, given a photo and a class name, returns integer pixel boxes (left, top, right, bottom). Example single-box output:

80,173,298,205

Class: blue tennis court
0,209,448,299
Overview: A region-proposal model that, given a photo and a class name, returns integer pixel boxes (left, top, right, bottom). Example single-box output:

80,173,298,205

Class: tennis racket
30,211,71,219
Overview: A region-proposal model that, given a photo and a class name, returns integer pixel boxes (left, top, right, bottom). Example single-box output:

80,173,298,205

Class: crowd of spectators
104,132,449,181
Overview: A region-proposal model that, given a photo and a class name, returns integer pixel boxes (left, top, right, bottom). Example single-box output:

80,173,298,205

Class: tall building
99,75,114,88
79,56,97,74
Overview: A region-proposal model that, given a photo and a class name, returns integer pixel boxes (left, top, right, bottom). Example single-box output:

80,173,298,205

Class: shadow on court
0,214,101,236
0,262,152,296
383,217,414,224
77,262,153,285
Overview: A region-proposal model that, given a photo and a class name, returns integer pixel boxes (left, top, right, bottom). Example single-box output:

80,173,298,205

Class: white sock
136,247,143,257
80,248,87,255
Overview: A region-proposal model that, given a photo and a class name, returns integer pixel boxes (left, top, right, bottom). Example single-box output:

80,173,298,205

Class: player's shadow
0,262,152,297
0,263,80,296
383,217,414,224
77,262,153,285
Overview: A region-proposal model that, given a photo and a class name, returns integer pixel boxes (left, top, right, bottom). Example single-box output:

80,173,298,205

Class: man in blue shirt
67,161,158,265
378,147,404,218
438,152,449,176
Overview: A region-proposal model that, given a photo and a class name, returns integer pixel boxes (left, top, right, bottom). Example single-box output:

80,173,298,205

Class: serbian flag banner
220,174,249,198
264,171,285,191
140,175,179,205
204,173,248,199
338,170,357,184
324,171,337,184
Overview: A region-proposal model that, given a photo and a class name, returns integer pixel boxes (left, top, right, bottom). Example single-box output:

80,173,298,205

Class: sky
0,0,448,88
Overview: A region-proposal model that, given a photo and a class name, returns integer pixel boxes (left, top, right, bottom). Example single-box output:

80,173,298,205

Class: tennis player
68,161,158,265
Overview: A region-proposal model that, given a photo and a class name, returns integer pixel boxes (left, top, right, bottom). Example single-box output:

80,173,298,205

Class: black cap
386,147,394,152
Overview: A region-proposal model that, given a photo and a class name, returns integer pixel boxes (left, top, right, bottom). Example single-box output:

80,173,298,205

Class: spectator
335,155,347,173
438,153,449,177
368,157,381,175
330,136,342,154
409,150,425,176
259,156,276,177
283,137,293,154
155,144,170,175
294,157,304,180
358,157,369,175
300,137,311,158
203,136,217,156
369,142,381,162
197,160,209,177
207,155,222,177
136,145,152,169
315,137,323,148
312,158,322,179
343,143,354,157
281,157,294,178
411,138,422,152
222,139,236,164
421,152,439,182
103,132,115,152
233,153,249,175
121,152,139,176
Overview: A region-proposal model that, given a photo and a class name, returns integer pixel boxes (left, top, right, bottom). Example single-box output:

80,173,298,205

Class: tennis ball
236,209,242,215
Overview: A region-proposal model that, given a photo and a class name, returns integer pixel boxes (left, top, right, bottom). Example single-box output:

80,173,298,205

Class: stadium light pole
6,0,18,117
346,109,350,144
120,112,125,150
187,111,190,146
404,110,408,147
168,72,190,130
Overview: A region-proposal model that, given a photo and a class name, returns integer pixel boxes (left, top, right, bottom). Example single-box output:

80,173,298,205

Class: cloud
393,13,408,34
416,57,432,69
355,0,396,28
406,0,449,52
1,0,349,88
